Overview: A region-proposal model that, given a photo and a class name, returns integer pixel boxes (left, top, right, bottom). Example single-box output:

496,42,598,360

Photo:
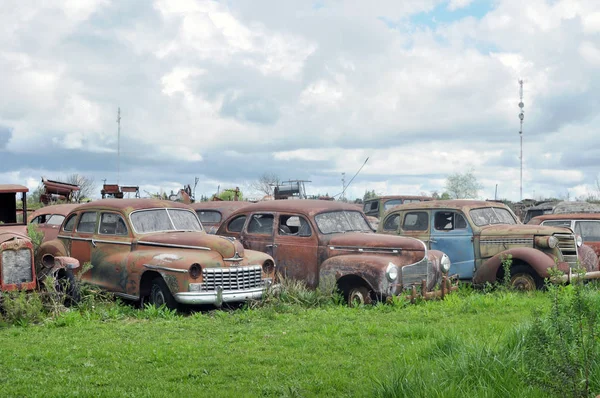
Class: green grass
0,289,560,397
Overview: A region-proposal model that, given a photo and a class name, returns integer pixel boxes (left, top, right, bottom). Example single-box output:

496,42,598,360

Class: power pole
341,172,346,201
518,80,525,201
117,107,121,185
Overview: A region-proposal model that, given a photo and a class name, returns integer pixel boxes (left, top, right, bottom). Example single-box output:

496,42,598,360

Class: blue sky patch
410,0,495,28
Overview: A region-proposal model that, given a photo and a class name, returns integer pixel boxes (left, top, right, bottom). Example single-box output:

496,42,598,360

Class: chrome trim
480,238,534,245
65,236,92,242
143,264,188,273
93,239,132,246
137,241,211,251
223,251,244,262
329,246,402,254
174,286,265,305
56,236,132,246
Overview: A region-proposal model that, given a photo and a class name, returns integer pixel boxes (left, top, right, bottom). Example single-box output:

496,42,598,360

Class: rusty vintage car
0,184,80,297
363,195,433,219
29,204,79,242
37,199,276,309
528,213,600,260
378,200,600,290
190,201,252,234
216,200,454,305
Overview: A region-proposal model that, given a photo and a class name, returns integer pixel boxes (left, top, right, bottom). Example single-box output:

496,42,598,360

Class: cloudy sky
1,0,600,202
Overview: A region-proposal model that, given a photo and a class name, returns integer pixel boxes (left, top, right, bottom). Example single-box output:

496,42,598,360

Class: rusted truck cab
378,200,599,290
363,195,433,218
37,199,276,308
217,200,453,305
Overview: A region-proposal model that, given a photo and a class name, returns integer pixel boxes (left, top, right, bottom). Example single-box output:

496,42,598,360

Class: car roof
365,195,433,201
28,204,79,221
225,199,364,217
189,201,253,211
72,198,193,214
385,200,509,214
529,213,600,223
0,184,28,193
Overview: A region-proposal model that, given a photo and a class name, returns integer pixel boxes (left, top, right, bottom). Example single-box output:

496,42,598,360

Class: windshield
315,211,372,234
130,209,202,233
470,207,517,226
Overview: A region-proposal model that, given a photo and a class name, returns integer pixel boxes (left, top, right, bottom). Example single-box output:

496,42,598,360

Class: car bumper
403,274,459,302
174,283,279,306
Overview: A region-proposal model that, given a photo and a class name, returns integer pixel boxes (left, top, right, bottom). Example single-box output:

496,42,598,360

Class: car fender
473,247,560,284
319,254,396,295
578,244,599,272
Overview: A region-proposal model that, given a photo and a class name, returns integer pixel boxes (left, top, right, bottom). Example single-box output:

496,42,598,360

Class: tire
509,265,542,291
149,277,178,310
55,270,81,307
347,286,372,307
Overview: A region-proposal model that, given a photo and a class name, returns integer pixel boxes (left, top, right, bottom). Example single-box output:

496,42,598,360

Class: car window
248,214,274,235
402,212,428,231
99,213,128,236
63,214,78,232
196,210,221,224
227,215,246,233
76,212,97,233
383,199,403,211
542,220,572,228
364,201,378,212
382,214,400,231
278,215,311,237
31,215,47,224
47,215,65,226
434,212,468,231
575,221,600,241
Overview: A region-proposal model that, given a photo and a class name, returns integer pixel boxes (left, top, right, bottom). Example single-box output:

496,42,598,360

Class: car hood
0,226,28,245
324,232,426,252
479,224,573,237
136,232,244,259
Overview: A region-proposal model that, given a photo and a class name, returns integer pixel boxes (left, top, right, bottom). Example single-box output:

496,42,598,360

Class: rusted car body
529,213,600,259
29,204,79,242
40,178,80,205
378,200,600,290
363,195,433,219
37,199,276,308
190,201,252,234
216,200,453,304
0,185,79,294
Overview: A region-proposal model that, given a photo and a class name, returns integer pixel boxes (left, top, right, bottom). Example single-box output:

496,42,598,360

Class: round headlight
189,263,201,279
441,254,451,273
548,236,559,249
576,235,583,247
386,262,398,281
262,260,275,275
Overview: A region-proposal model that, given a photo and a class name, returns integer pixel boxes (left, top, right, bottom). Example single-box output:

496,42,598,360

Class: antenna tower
117,107,121,185
518,80,525,201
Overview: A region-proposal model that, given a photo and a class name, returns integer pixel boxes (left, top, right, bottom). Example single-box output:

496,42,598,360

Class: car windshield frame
314,210,372,235
130,208,203,234
469,207,517,226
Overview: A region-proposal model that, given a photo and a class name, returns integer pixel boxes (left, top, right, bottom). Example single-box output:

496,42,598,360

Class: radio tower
518,80,525,201
117,107,121,185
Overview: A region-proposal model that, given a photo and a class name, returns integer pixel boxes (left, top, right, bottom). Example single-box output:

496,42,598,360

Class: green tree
445,170,482,199
363,189,378,201
217,188,243,201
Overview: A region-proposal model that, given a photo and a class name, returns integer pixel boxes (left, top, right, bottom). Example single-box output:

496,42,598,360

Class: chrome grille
554,233,578,267
201,266,263,291
400,257,430,289
2,249,34,285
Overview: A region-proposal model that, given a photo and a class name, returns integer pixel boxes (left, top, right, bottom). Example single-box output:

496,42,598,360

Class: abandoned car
363,195,433,219
29,204,79,242
216,200,454,305
378,200,600,290
0,185,80,297
190,201,252,234
36,199,276,309
528,213,600,259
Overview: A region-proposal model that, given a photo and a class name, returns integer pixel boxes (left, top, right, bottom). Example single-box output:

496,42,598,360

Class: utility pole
117,107,121,185
518,80,525,201
341,172,346,201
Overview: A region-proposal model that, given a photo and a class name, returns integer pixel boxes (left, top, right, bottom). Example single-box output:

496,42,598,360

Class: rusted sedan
528,213,600,259
378,200,600,289
216,200,454,305
37,199,276,309
0,184,79,297
190,201,252,234
29,204,79,242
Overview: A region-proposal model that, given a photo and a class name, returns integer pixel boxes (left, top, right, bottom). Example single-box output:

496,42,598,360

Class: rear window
196,210,222,224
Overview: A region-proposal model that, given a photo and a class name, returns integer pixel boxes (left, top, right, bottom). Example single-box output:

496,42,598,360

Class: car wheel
149,277,178,310
509,266,541,291
55,270,81,307
347,286,372,307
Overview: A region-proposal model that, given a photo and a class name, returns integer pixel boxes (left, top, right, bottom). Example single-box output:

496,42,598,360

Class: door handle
266,244,278,248
429,238,437,243
91,239,97,248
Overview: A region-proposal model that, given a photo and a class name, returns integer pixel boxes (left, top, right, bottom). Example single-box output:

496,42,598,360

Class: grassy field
1,286,573,398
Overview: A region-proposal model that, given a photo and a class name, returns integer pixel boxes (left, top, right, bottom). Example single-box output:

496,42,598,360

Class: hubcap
350,290,365,306
511,274,536,291
151,285,165,306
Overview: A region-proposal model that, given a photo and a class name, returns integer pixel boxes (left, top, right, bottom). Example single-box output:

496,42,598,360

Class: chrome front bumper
174,286,265,306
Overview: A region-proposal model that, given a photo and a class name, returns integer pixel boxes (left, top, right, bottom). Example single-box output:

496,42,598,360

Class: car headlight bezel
386,262,398,282
576,235,583,247
547,236,559,249
441,254,451,273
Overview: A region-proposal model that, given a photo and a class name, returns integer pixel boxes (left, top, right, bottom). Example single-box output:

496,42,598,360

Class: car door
44,214,66,241
70,211,97,273
272,213,319,288
398,210,430,244
430,210,475,280
91,212,133,293
242,213,276,257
